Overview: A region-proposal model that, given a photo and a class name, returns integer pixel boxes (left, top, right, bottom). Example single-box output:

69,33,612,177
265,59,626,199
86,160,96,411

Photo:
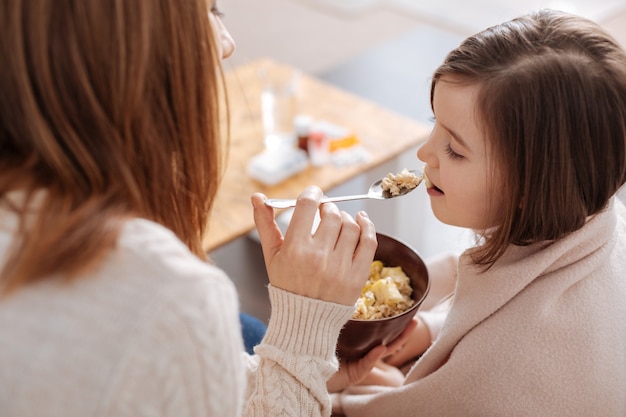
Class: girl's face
417,76,502,230
209,1,235,60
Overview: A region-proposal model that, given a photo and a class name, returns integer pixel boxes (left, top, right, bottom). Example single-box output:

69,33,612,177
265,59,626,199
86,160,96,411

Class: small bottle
293,114,313,153
308,130,330,166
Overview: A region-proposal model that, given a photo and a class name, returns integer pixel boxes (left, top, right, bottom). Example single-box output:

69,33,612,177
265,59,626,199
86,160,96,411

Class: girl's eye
445,144,464,160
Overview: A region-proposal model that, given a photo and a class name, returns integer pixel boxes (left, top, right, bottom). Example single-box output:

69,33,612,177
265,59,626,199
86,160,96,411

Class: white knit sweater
0,212,353,416
337,197,626,417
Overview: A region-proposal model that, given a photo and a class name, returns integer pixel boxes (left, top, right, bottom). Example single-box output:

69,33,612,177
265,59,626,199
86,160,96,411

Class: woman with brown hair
0,1,381,415
333,9,626,416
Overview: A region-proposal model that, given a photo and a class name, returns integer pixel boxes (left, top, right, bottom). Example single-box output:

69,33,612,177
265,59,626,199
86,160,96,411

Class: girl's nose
417,133,436,167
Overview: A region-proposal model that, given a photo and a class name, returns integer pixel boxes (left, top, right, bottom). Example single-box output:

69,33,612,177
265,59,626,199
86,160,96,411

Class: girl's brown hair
431,9,626,267
0,0,224,292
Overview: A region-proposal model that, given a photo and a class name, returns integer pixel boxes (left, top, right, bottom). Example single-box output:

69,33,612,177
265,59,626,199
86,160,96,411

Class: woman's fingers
251,193,283,270
352,211,378,278
253,185,377,307
311,202,343,248
283,186,323,246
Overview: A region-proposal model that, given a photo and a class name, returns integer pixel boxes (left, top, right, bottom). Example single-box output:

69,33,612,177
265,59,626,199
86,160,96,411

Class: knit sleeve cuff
262,284,354,359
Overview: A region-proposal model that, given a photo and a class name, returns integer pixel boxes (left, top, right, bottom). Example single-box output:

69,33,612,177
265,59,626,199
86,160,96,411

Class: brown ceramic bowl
336,232,430,361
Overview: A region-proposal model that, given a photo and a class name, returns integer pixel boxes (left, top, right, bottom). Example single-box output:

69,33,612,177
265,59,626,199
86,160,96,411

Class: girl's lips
427,186,444,197
424,172,444,196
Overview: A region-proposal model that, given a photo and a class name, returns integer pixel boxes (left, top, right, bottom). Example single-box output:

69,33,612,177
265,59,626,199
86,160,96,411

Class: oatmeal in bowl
336,232,430,361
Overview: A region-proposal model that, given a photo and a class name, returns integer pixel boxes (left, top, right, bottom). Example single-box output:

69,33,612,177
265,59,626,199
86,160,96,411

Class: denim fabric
239,312,267,354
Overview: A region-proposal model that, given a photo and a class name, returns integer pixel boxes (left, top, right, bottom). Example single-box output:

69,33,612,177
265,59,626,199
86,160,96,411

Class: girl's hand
251,187,377,306
327,319,417,393
359,360,405,387
384,316,432,368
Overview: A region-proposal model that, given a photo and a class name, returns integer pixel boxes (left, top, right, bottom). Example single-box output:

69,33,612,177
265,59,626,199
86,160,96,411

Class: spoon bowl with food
264,168,423,209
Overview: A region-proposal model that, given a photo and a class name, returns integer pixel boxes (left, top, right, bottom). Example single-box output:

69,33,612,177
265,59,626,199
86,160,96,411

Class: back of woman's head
431,9,626,266
0,0,223,291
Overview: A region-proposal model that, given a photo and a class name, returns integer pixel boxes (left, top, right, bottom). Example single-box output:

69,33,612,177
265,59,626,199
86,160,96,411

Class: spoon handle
322,193,371,204
264,193,370,209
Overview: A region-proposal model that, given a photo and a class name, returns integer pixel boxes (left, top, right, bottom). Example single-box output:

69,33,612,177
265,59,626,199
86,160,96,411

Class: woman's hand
327,319,417,393
251,187,377,306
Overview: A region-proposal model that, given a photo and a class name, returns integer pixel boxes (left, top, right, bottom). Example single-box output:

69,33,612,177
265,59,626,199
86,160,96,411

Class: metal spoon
264,169,423,209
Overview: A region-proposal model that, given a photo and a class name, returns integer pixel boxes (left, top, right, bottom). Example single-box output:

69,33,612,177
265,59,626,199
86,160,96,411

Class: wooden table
204,58,430,252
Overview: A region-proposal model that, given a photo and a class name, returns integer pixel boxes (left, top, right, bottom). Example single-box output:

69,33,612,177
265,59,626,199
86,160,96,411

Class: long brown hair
431,9,626,267
0,0,225,292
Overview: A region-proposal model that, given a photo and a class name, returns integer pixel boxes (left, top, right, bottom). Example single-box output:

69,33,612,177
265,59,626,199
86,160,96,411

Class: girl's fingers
385,319,418,353
327,345,388,393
